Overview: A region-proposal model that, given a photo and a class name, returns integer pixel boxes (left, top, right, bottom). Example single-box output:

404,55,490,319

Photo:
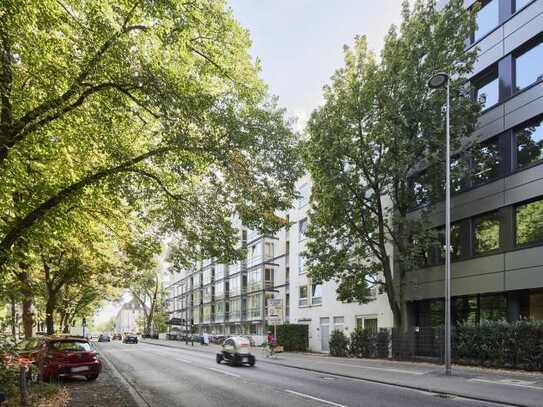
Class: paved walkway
141,338,543,407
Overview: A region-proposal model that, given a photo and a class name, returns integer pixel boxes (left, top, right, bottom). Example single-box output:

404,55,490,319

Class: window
473,67,499,110
311,283,323,305
515,198,543,246
514,40,543,91
472,0,499,43
264,268,274,289
298,183,309,208
479,294,507,321
333,316,344,332
298,218,308,241
516,117,543,169
437,223,465,261
298,255,305,274
473,211,501,254
470,136,501,186
264,242,274,258
299,286,308,307
453,296,478,326
515,0,532,12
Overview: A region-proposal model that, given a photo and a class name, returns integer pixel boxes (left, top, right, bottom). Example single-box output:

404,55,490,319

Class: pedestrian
266,331,276,358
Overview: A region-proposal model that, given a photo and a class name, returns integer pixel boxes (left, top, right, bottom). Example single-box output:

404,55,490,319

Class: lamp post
427,72,452,376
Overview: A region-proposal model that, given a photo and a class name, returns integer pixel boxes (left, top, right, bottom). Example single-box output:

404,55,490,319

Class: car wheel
216,354,222,364
87,374,99,381
249,357,255,367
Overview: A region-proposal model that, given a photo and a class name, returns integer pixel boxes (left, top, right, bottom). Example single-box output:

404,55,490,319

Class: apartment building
288,175,394,352
165,178,394,351
166,218,290,343
406,0,543,331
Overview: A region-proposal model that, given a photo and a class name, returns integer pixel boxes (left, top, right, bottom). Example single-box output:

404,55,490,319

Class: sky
228,0,403,129
94,1,403,327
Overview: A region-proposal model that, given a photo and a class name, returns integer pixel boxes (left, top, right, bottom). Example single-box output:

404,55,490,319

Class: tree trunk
21,297,33,339
45,297,56,335
17,269,34,339
10,295,17,338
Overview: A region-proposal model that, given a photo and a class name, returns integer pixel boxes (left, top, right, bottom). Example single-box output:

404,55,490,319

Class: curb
140,340,529,407
100,348,152,407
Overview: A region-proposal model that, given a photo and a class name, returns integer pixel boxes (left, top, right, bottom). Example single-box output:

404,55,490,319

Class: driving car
36,336,101,382
122,333,138,344
112,333,122,340
216,336,255,367
98,334,110,342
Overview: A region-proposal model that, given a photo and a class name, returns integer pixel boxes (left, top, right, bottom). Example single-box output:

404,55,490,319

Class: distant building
115,299,145,334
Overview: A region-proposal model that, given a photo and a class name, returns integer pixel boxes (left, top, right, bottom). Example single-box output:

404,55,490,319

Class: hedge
329,329,349,357
453,320,543,371
275,324,308,351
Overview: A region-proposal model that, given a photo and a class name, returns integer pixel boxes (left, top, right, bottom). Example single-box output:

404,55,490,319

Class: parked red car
36,336,101,382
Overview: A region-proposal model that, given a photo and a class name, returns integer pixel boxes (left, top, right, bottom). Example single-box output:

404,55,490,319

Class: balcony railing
247,308,262,320
247,281,263,292
264,280,274,290
229,310,241,321
311,297,322,305
299,298,308,307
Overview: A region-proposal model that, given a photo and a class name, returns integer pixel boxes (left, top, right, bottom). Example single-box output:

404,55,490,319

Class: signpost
267,298,283,340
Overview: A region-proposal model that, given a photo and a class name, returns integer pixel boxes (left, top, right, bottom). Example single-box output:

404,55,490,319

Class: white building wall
288,174,394,352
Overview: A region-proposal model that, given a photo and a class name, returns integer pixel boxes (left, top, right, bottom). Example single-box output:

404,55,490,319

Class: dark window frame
471,64,500,111
471,210,503,256
513,113,543,171
512,32,543,94
513,196,543,248
470,0,500,45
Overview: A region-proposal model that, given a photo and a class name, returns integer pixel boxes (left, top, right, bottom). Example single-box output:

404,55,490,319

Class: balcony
247,308,262,320
229,261,245,274
247,281,263,292
264,280,274,290
229,310,241,321
311,297,322,305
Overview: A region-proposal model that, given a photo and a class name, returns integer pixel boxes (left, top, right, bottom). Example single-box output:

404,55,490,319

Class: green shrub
454,320,543,371
275,324,309,351
376,329,390,358
329,329,349,357
349,329,374,358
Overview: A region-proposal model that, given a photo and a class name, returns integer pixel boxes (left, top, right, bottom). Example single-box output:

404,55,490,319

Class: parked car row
15,335,102,382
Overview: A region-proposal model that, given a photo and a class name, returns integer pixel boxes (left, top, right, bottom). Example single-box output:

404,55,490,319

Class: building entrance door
320,317,330,352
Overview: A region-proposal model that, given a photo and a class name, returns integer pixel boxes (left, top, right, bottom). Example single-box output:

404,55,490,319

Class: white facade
287,174,394,352
115,299,144,334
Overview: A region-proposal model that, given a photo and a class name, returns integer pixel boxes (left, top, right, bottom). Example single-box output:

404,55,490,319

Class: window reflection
516,198,543,245
515,41,543,91
471,137,500,185
473,0,499,43
473,212,501,254
473,71,499,110
437,223,464,262
516,117,543,168
515,0,531,12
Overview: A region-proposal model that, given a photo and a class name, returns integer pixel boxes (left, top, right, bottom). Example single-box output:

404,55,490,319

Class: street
97,342,514,407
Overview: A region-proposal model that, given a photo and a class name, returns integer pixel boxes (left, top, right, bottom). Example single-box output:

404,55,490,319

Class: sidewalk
141,338,543,407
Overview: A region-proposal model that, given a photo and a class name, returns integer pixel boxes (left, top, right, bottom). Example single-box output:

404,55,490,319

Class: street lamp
427,72,452,376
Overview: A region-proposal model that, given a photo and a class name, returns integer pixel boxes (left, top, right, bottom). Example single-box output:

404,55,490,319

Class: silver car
216,336,255,367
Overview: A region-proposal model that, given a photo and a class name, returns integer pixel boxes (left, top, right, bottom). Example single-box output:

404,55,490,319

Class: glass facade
515,198,543,245
516,117,543,169
472,0,499,43
515,40,543,91
474,69,499,109
471,137,501,185
473,211,501,254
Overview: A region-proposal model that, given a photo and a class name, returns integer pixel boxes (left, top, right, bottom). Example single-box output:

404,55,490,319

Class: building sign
267,298,283,325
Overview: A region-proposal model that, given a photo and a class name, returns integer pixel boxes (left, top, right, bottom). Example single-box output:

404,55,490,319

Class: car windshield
50,341,92,352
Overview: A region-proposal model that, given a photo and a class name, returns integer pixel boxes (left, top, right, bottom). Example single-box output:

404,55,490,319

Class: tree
0,0,302,275
304,0,480,329
130,268,166,337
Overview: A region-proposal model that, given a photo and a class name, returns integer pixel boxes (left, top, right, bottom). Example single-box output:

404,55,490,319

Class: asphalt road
97,341,511,407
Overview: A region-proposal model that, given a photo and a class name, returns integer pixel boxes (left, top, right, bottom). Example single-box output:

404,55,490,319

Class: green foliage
349,329,374,358
303,0,479,328
275,324,308,352
329,329,349,357
454,320,543,371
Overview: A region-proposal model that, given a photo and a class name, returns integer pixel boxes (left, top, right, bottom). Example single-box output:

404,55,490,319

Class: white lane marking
174,357,192,363
452,396,517,407
208,367,241,378
309,360,426,375
284,390,347,407
468,378,543,391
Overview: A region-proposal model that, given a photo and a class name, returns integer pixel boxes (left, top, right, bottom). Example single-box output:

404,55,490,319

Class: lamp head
427,72,449,89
